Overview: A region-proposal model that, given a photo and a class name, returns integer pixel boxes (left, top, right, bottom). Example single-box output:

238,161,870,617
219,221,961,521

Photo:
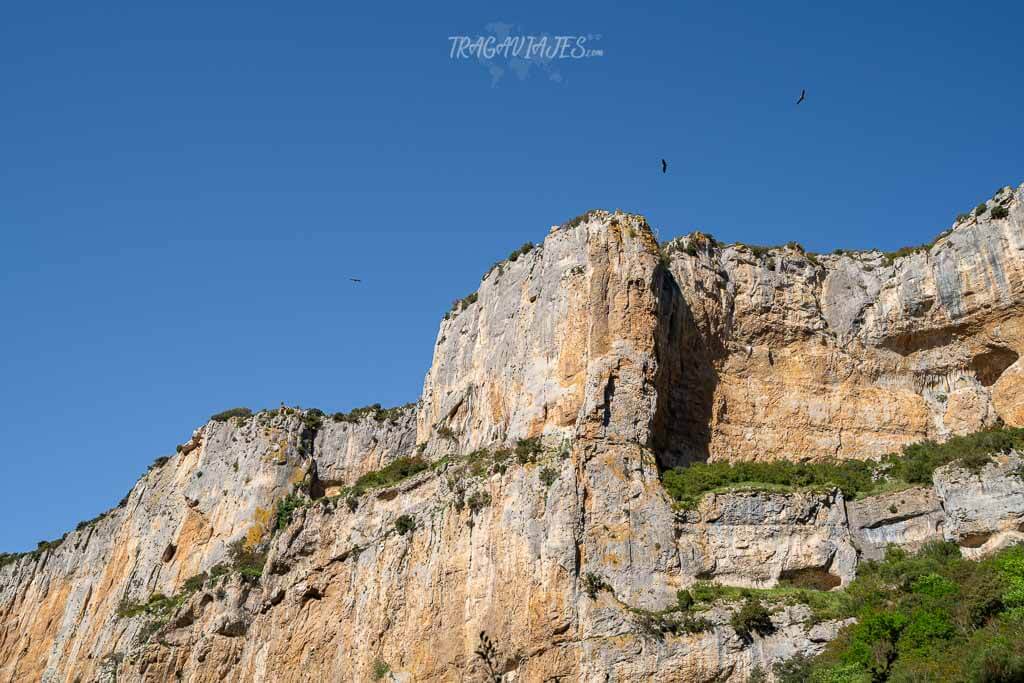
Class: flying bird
661,159,668,174
349,278,361,283
796,89,806,105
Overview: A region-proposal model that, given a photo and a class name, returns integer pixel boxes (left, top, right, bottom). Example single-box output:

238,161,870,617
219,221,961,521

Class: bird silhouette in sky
796,89,806,105
661,159,668,174
349,277,361,283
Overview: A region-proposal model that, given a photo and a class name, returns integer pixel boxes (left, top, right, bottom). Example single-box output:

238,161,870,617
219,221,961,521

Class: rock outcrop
677,490,858,589
662,184,1024,463
313,405,418,494
846,486,945,561
933,452,1024,558
1,184,1023,682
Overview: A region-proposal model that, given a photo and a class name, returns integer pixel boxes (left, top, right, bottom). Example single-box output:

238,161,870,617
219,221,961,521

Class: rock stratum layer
2,185,1023,682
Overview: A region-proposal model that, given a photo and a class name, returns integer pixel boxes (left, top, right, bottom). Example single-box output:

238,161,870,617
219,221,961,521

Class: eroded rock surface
934,452,1024,558
846,487,944,561
677,490,857,588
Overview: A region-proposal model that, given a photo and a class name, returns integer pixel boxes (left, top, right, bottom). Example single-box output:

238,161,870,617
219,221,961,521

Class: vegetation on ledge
781,541,1024,682
663,426,1024,510
210,407,252,423
344,456,430,498
330,402,413,424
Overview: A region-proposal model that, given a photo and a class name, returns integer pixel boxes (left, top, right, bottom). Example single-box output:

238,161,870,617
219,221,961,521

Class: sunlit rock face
662,184,1024,464
2,185,1024,682
313,405,418,493
416,211,665,457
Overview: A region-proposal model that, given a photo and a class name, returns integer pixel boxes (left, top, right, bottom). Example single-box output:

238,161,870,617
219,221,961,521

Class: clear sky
1,0,1021,552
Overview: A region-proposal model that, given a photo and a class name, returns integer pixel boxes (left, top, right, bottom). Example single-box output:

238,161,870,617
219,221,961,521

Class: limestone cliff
1,184,1023,682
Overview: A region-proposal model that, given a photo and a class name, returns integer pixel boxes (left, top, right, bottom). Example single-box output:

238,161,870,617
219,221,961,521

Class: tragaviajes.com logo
448,22,603,86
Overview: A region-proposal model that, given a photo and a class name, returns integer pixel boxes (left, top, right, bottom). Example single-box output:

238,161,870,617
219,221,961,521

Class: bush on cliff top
663,426,1024,509
210,407,252,423
331,402,413,424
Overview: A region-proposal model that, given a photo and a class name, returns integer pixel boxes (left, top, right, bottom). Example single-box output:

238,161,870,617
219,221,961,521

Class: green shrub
992,205,1010,219
582,572,610,599
466,490,492,514
515,437,543,463
491,448,511,474
371,658,391,680
182,572,208,592
730,598,774,640
539,466,559,487
331,403,413,424
507,241,535,261
632,606,713,640
449,291,479,314
227,539,267,579
0,552,23,568
563,210,601,230
275,494,307,531
747,666,768,683
437,425,458,441
792,542,1024,680
975,203,989,216
148,456,170,471
394,514,416,535
347,457,429,497
301,408,324,432
882,245,928,264
210,407,252,423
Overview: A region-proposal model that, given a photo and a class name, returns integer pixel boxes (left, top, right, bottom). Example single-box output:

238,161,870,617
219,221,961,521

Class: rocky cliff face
1,185,1023,682
661,184,1024,463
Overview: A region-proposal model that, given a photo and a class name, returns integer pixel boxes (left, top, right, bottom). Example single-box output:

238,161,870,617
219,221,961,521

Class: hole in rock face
778,566,842,591
970,348,1019,387
958,531,993,549
162,543,177,562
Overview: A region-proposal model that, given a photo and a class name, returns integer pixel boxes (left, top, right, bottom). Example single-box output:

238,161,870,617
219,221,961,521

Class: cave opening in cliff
650,263,721,470
970,347,1019,387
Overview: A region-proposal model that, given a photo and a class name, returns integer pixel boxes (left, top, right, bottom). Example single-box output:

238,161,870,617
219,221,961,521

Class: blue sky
1,0,1021,551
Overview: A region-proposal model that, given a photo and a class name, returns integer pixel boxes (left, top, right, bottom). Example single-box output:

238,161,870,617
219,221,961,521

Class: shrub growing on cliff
792,542,1024,681
301,408,324,432
348,457,429,497
507,241,534,262
582,572,610,599
394,514,416,535
563,210,600,230
331,402,413,424
466,490,492,514
662,458,875,509
275,493,307,531
992,205,1010,219
662,426,1024,509
539,466,559,487
226,539,267,579
730,598,774,640
514,437,542,463
370,659,391,680
210,407,252,422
